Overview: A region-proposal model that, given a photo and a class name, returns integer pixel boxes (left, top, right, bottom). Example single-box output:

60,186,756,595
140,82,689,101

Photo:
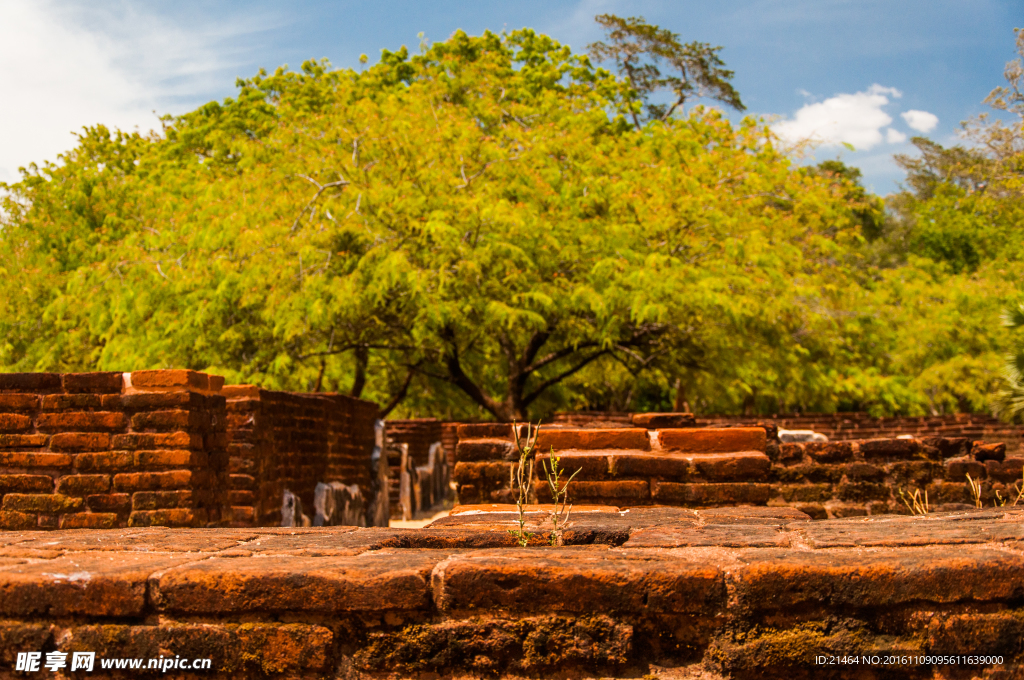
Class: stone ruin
1,373,1022,677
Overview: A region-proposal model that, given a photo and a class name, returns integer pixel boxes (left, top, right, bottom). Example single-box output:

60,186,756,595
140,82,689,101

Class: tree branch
291,175,350,233
522,349,610,408
380,366,417,418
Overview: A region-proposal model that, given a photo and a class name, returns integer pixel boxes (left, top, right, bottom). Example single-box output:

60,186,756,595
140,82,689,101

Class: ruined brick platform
1,506,1023,678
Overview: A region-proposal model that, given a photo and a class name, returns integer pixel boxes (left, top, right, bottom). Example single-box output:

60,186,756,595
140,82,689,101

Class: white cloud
886,128,908,144
773,84,902,150
900,109,939,133
0,1,270,184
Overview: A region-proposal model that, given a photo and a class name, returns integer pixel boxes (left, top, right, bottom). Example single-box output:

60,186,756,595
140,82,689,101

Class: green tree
588,14,744,129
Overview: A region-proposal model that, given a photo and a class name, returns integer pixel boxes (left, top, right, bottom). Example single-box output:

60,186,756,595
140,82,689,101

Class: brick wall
454,421,1020,519
1,507,1021,677
223,386,379,527
550,411,1024,451
0,370,228,530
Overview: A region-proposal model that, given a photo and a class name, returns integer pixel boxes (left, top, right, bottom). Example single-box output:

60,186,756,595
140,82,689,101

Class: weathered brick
972,442,1006,462
229,490,254,505
630,412,695,429
836,482,890,502
37,513,59,528
50,432,111,452
456,439,514,462
658,427,766,453
40,394,103,411
944,456,986,481
540,480,649,504
113,432,198,450
1,494,85,514
121,391,199,410
60,512,119,529
61,372,124,394
56,474,111,496
229,474,256,491
859,438,922,460
0,553,195,616
0,474,53,494
536,428,650,451
0,413,32,433
736,547,1023,609
0,373,60,392
128,508,201,527
129,369,208,390
133,449,204,468
131,409,196,431
691,452,770,481
776,483,832,503
842,462,885,481
651,482,772,505
804,442,855,463
132,490,193,510
776,443,805,464
0,394,39,411
0,434,49,450
0,510,36,530
0,622,53,667
113,470,193,492
986,457,1024,483
457,423,511,439
0,452,72,468
35,411,127,433
86,493,131,513
434,549,725,615
73,450,133,472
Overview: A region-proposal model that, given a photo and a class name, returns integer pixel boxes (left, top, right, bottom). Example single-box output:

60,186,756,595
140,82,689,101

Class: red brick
434,549,725,615
133,449,203,468
60,512,119,529
0,474,53,494
651,481,772,505
0,553,194,616
2,493,84,513
972,442,1006,462
0,510,36,530
986,457,1024,483
607,453,691,479
736,547,1024,610
230,506,255,523
50,432,111,452
538,480,649,504
121,391,201,410
153,551,441,614
61,372,124,394
40,394,102,411
35,411,127,433
0,395,39,411
131,409,194,431
0,434,47,451
536,428,650,451
112,432,197,450
229,490,255,505
229,474,256,490
0,622,52,667
0,373,60,392
208,375,225,392
456,439,514,462
73,450,133,472
944,456,986,481
535,451,612,479
859,438,922,459
776,443,805,464
624,524,791,548
85,493,131,513
658,427,766,453
0,414,31,433
56,474,111,496
128,509,199,527
842,462,885,481
691,452,770,481
131,490,193,510
129,369,208,390
804,442,855,463
630,413,695,429
776,483,832,503
37,514,59,528
113,471,193,492
457,423,511,439
0,452,71,468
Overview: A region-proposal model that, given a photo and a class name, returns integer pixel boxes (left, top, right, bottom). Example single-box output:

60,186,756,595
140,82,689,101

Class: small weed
508,421,539,547
540,447,581,545
899,487,929,515
966,473,983,509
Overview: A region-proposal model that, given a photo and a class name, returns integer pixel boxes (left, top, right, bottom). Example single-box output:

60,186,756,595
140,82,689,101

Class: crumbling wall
222,386,380,527
0,370,228,530
454,416,1019,518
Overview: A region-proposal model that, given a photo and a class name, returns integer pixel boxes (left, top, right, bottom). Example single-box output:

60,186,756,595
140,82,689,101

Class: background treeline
1,25,1022,421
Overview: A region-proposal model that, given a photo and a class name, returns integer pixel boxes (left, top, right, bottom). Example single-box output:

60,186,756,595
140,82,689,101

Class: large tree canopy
1,24,1021,421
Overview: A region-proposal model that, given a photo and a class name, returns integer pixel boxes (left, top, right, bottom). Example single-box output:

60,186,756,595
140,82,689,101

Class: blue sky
1,0,1020,193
